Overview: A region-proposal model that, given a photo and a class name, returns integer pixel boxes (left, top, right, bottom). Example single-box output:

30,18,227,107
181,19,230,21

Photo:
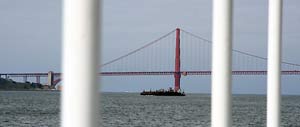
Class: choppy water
0,91,300,127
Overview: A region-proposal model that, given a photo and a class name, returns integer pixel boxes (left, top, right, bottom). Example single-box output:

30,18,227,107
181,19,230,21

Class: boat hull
140,91,185,96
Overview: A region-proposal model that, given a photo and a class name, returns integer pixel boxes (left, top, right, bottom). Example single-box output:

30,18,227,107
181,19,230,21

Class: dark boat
140,87,185,96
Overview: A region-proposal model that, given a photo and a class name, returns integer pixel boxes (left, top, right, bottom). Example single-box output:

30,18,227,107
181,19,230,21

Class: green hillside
0,78,44,90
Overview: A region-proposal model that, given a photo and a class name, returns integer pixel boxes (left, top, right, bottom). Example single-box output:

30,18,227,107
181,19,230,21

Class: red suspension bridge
1,28,300,90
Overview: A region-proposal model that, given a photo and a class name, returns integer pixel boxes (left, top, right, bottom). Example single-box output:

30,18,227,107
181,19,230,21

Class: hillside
0,78,44,90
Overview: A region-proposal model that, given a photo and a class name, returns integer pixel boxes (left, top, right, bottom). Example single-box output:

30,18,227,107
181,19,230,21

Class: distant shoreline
0,90,300,96
0,78,55,91
0,89,59,92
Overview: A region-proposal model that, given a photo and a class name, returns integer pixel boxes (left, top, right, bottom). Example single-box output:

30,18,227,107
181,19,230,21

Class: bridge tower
174,28,181,92
48,71,54,86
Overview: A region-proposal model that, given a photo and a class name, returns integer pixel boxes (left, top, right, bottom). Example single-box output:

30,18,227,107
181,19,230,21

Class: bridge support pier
174,28,181,92
23,76,28,83
36,76,41,84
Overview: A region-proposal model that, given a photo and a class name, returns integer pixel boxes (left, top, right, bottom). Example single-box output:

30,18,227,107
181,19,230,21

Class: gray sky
1,0,300,94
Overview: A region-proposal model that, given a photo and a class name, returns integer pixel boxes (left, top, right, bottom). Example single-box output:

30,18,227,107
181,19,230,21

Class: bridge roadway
1,70,300,77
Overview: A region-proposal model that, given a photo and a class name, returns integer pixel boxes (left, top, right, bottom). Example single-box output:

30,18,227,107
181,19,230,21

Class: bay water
0,91,300,127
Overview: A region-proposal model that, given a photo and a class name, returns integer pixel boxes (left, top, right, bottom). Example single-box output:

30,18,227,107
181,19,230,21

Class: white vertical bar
211,0,233,126
62,0,100,127
267,0,282,127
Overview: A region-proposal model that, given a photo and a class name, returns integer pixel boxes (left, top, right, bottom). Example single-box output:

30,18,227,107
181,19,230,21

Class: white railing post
211,0,233,127
62,0,100,127
267,0,283,127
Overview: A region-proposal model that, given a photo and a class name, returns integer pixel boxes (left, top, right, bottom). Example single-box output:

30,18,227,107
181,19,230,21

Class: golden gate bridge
1,28,300,90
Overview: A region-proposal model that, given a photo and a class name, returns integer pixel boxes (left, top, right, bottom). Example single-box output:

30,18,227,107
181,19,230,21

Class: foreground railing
267,0,283,127
62,0,100,127
211,0,233,126
61,0,283,127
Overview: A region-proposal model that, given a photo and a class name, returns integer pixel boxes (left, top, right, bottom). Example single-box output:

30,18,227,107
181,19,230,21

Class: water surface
1,91,300,127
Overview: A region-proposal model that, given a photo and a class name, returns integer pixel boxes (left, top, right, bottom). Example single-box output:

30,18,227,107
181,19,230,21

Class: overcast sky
1,0,300,94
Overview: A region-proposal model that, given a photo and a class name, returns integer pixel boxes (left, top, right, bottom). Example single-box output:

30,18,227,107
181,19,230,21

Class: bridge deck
1,70,300,77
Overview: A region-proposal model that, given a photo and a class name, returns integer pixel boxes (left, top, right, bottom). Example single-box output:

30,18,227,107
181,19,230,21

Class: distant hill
0,78,47,90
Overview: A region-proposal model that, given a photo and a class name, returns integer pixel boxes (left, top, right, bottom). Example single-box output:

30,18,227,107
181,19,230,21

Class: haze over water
1,91,300,127
1,0,300,93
